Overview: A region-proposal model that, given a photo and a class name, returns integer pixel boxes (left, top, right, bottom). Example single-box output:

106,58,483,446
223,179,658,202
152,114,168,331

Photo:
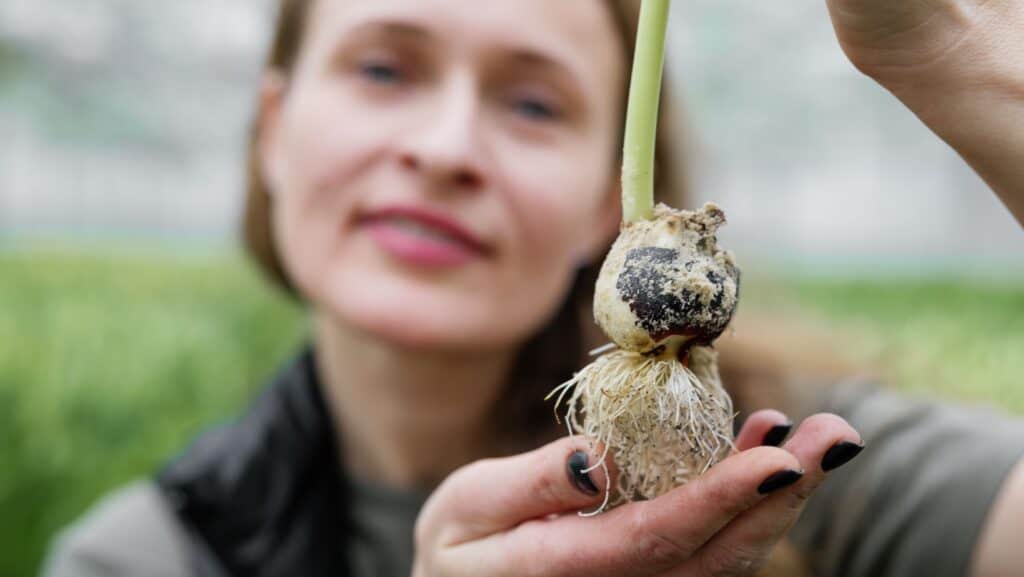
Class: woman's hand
821,0,1013,87
413,411,862,577
822,0,1024,223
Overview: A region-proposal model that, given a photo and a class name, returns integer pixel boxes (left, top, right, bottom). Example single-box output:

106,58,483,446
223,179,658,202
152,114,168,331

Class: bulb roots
547,346,735,511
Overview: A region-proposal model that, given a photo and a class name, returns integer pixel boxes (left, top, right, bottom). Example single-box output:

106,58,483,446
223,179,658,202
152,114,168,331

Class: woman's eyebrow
326,20,435,70
502,49,589,104
342,20,434,44
506,49,578,79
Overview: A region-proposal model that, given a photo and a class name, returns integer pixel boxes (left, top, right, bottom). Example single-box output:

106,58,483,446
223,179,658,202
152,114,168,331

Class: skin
823,0,1024,225
260,0,629,490
821,3,1024,574
256,0,1021,575
262,0,625,355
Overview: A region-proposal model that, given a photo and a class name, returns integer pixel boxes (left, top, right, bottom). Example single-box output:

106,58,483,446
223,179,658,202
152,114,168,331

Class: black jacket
156,348,353,577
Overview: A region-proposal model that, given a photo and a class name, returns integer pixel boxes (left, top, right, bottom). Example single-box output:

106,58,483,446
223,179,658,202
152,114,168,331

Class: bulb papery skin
594,202,740,354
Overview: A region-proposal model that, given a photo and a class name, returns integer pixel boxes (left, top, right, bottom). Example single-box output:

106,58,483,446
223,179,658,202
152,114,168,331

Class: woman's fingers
781,413,864,474
416,436,615,546
420,413,861,577
452,444,804,577
666,413,864,577
734,409,793,450
594,446,804,574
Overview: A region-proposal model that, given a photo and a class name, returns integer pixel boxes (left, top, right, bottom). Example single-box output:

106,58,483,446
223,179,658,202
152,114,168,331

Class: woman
44,1,1024,576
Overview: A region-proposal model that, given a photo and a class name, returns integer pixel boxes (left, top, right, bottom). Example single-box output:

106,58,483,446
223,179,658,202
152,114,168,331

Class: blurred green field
2,247,1022,577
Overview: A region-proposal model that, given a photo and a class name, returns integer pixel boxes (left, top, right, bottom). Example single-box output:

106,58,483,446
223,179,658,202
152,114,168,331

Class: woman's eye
358,61,403,85
512,97,560,122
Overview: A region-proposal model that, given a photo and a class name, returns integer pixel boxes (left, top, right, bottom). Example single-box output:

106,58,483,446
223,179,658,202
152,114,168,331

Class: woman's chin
345,307,507,352
317,287,517,353
303,260,550,353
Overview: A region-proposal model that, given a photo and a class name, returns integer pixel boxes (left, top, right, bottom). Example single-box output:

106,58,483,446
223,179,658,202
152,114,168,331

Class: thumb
418,436,615,546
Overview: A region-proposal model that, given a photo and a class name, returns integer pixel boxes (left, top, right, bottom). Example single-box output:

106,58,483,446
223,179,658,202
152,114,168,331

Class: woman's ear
577,179,623,266
258,72,289,198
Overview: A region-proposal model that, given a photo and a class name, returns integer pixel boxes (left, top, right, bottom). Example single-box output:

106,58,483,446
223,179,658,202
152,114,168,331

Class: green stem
622,0,671,224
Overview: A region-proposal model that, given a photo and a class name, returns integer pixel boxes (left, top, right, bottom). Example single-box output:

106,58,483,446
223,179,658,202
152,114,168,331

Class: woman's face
262,0,626,351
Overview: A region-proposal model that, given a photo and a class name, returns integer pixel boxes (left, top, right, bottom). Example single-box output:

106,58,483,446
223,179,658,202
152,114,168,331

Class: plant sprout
547,0,740,514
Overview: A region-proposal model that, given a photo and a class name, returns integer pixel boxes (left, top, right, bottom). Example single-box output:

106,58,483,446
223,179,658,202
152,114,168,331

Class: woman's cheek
516,159,607,262
501,183,590,321
272,191,332,302
271,145,364,303
284,91,380,192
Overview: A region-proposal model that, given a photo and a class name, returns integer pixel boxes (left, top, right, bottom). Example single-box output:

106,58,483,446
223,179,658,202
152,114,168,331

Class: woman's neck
313,312,521,491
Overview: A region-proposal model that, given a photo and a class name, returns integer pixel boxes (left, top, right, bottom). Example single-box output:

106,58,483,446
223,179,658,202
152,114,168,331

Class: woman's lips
360,205,490,267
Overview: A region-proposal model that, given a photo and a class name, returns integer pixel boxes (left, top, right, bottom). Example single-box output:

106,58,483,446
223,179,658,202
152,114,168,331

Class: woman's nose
398,75,486,191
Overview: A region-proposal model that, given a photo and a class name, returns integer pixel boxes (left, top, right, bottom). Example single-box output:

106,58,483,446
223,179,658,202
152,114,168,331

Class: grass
800,280,1022,407
746,276,1024,412
2,246,1022,576
0,247,307,577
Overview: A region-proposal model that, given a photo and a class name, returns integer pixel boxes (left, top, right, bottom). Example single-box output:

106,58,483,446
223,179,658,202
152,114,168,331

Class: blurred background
1,1,1021,575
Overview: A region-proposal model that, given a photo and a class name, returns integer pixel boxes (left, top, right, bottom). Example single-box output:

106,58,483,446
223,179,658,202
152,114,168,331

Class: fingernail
757,469,804,494
567,451,600,496
761,422,793,447
821,441,865,472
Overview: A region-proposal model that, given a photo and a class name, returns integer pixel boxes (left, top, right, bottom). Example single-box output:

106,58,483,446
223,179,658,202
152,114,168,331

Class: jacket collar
156,346,351,577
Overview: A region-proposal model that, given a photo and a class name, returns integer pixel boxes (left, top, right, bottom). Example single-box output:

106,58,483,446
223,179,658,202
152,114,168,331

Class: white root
547,346,735,513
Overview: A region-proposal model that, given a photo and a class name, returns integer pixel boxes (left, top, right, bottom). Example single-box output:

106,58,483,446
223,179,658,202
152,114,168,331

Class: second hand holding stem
823,0,1024,224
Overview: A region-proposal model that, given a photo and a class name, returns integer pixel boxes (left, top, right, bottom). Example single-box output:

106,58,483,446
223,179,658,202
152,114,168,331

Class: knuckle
413,497,441,549
628,508,693,567
769,473,817,517
785,480,816,508
701,477,748,519
413,508,452,554
526,457,569,509
414,461,488,549
518,550,546,577
456,458,494,481
410,536,439,577
508,522,588,577
517,530,561,577
637,531,691,568
413,514,430,550
802,412,853,437
699,544,769,577
412,530,475,577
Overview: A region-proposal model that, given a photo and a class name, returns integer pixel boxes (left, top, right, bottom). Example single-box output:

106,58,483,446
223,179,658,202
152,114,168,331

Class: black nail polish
761,422,793,447
567,451,600,496
757,469,804,494
821,441,865,472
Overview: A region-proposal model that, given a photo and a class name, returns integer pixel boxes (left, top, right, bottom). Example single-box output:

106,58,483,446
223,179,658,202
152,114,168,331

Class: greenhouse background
2,0,1020,268
1,2,1021,576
